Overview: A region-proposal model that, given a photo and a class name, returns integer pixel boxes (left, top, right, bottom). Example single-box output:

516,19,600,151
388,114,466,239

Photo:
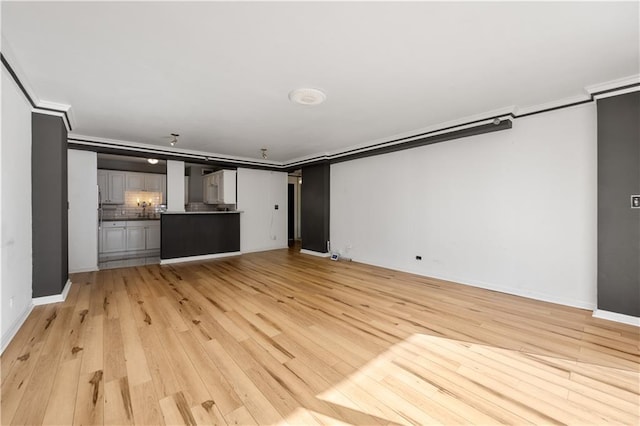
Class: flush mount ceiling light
169,133,180,146
147,158,159,165
288,88,326,106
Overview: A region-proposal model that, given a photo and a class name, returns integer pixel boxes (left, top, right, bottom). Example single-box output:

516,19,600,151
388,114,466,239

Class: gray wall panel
32,113,68,298
301,163,330,253
597,92,640,316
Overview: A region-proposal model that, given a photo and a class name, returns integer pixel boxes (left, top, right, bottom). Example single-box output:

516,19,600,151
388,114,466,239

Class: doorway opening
287,170,302,248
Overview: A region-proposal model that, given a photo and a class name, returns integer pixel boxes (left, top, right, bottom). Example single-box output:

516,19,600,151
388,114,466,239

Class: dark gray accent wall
301,162,330,253
597,92,640,317
32,113,68,298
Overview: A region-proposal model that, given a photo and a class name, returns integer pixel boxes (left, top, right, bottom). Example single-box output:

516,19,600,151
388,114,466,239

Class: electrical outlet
274,204,279,210
9,297,14,308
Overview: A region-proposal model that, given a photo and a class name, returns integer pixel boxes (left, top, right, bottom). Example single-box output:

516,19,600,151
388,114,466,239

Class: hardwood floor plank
130,380,165,426
176,329,243,415
42,358,82,425
1,247,638,425
0,305,44,383
104,377,134,426
73,370,104,426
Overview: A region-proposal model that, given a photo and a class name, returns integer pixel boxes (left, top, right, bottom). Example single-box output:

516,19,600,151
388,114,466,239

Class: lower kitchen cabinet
100,220,160,256
101,224,127,253
126,225,146,250
146,223,161,250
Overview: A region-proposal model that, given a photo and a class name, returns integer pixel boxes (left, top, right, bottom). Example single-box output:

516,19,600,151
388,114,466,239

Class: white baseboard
351,257,597,311
69,265,99,274
160,251,242,265
241,245,288,254
33,279,72,306
1,303,34,354
300,249,331,258
592,309,640,327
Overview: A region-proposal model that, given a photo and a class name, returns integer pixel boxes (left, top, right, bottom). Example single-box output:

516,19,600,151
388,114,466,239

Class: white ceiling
2,1,638,163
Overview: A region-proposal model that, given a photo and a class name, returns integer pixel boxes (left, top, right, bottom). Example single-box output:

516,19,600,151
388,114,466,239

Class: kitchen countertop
103,216,161,221
163,211,243,214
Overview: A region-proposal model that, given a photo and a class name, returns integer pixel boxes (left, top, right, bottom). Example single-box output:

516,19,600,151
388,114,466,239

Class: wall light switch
632,195,640,209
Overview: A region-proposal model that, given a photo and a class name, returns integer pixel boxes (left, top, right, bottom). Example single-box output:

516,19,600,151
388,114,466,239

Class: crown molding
1,37,75,131
514,93,591,117
585,74,640,96
4,35,637,169
284,106,516,167
68,133,285,168
1,36,38,104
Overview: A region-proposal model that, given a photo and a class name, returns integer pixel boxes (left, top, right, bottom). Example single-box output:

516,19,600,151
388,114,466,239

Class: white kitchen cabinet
145,174,163,192
126,225,146,250
97,171,108,202
126,172,163,193
98,170,125,204
203,170,236,204
100,220,160,255
126,172,145,191
203,172,218,203
145,223,161,250
101,223,127,253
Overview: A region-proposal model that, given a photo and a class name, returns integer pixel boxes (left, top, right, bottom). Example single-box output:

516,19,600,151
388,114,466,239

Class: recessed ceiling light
147,158,158,164
289,88,326,106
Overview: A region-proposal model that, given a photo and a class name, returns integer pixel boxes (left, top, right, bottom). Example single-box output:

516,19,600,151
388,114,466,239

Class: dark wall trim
1,54,35,108
68,139,281,171
66,84,639,172
1,53,73,131
331,120,512,164
5,47,636,170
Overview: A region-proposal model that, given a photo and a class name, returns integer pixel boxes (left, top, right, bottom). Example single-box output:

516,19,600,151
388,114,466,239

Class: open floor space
2,248,639,425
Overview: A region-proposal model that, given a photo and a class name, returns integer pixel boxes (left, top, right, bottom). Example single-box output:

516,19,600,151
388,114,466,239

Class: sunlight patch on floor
311,333,640,425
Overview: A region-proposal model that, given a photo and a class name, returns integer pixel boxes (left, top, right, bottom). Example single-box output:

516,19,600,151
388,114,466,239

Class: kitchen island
160,211,242,264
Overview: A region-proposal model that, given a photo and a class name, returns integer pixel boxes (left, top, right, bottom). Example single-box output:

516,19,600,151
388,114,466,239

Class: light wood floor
2,248,639,425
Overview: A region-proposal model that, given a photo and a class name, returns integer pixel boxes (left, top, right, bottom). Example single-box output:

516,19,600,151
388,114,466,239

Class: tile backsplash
102,191,164,219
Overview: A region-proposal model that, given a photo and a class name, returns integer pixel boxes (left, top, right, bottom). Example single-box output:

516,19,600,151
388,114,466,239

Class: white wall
237,168,287,253
331,104,597,309
68,149,98,273
1,66,34,351
166,160,185,212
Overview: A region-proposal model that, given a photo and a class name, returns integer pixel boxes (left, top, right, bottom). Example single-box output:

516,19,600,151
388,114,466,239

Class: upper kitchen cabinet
126,172,163,192
145,174,163,192
126,172,145,191
203,169,236,204
98,170,125,204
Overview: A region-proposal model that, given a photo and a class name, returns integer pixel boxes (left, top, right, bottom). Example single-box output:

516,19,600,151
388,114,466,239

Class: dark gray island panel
161,212,240,260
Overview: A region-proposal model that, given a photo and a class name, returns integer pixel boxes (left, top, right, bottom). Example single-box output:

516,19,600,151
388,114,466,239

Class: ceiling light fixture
147,158,159,165
493,118,501,125
261,148,268,160
170,133,180,146
289,88,326,106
